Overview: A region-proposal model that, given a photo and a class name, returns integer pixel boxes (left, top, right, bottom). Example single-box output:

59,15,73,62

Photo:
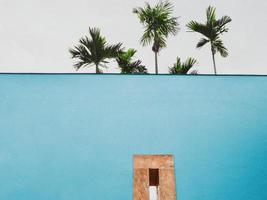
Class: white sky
0,0,266,74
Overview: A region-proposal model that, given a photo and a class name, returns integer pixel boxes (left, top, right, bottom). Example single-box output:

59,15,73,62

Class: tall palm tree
69,27,122,73
133,1,179,74
116,49,147,74
169,57,197,74
187,6,232,75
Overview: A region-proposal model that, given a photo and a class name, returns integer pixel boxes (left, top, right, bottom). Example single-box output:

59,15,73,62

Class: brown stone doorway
133,155,176,200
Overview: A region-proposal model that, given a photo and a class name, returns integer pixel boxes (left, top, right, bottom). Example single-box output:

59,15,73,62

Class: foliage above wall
69,1,231,75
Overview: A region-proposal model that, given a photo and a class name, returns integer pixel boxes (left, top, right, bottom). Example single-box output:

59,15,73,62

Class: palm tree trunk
153,29,159,75
211,44,217,75
96,64,99,74
212,53,217,75
155,51,158,74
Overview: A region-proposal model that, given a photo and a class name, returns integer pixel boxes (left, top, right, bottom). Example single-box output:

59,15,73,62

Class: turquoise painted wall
0,74,267,200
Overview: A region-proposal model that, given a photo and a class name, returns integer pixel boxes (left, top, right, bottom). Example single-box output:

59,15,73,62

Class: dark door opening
149,169,159,186
149,169,159,200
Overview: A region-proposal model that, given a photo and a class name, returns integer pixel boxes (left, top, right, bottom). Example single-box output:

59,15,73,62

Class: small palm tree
69,27,122,73
133,1,179,74
169,57,197,74
116,49,147,74
187,6,232,75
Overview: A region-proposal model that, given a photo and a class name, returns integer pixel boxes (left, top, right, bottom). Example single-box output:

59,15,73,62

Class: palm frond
216,15,232,29
187,6,231,61
140,28,154,46
103,43,123,58
160,16,180,36
213,39,228,57
187,21,210,38
169,57,197,74
133,1,179,50
184,57,198,68
69,44,93,70
116,48,147,74
206,6,216,23
215,15,232,35
196,38,210,48
69,27,122,72
158,0,173,13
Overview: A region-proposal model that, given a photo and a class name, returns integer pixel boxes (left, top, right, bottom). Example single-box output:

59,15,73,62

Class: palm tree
133,1,179,74
69,27,122,73
116,49,147,74
169,57,197,74
187,6,232,75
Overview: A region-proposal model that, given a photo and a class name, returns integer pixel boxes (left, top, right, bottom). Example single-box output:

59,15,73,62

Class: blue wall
0,74,267,200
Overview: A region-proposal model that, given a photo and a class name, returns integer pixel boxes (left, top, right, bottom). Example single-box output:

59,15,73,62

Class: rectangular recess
149,168,159,186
